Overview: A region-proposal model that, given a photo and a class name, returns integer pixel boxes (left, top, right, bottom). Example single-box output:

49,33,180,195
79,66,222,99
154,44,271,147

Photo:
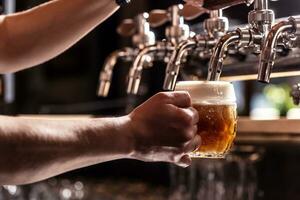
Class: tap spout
207,31,240,81
257,19,295,83
163,38,198,91
127,42,174,95
98,48,135,97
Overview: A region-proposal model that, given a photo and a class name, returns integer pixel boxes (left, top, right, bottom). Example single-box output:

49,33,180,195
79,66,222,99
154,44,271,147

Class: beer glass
175,81,237,158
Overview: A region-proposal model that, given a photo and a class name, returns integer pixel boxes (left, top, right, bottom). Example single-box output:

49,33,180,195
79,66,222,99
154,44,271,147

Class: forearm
0,115,133,185
0,0,119,73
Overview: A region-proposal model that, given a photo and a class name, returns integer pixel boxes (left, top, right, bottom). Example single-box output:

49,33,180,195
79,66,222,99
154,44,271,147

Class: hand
127,92,200,167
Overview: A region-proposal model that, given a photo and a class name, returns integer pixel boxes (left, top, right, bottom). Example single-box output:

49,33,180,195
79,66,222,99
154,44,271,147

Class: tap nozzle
258,17,298,83
163,6,228,90
127,42,175,95
97,48,135,97
207,31,240,81
163,38,198,91
98,13,156,97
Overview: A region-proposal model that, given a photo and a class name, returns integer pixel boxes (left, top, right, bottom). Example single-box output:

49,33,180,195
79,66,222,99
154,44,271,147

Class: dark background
2,0,300,199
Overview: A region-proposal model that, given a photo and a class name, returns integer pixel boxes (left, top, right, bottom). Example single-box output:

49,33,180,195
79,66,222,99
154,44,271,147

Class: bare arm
0,92,200,185
0,0,119,73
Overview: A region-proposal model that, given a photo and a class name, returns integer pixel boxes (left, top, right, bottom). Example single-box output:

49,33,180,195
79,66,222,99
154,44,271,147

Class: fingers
158,125,197,147
156,135,201,167
177,155,192,168
180,107,200,126
176,135,200,167
155,91,192,108
183,134,201,153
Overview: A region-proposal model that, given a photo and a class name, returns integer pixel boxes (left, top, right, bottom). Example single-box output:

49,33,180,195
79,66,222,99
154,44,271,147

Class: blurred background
1,0,300,199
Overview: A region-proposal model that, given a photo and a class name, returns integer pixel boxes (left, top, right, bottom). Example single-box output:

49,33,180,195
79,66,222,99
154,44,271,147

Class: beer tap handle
203,0,254,10
181,3,208,21
184,0,254,10
148,9,169,28
117,19,137,37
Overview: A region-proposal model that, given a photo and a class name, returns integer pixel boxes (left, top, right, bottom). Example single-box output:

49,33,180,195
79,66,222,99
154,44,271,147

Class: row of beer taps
97,0,300,105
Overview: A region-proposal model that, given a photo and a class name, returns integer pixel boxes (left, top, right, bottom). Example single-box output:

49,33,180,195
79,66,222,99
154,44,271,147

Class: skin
0,0,201,185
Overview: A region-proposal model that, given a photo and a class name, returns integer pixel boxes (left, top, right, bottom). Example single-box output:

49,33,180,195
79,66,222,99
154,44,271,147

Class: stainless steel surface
257,19,294,83
3,0,16,103
207,31,240,81
97,13,155,97
185,48,300,82
127,5,191,95
254,0,267,10
166,5,190,45
204,10,229,38
207,0,275,81
98,48,136,97
164,8,229,90
163,38,198,91
127,42,174,94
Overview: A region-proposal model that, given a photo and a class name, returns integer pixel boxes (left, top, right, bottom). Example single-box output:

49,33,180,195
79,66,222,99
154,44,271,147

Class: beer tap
163,8,229,91
97,13,155,97
207,0,274,81
126,4,192,95
258,16,300,83
253,16,300,106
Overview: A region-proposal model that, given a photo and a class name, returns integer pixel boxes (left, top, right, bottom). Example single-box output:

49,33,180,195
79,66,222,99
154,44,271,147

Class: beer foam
175,81,236,104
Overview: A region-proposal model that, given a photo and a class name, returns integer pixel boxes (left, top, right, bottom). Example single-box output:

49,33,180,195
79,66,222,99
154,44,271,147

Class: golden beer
176,81,237,158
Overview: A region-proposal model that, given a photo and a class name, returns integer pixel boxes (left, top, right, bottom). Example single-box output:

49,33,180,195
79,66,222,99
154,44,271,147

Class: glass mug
175,81,237,158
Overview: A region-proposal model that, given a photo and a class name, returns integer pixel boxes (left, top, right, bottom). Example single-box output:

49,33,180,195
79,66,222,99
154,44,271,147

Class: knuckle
190,107,199,121
177,91,192,104
177,109,194,126
156,92,172,101
182,128,195,141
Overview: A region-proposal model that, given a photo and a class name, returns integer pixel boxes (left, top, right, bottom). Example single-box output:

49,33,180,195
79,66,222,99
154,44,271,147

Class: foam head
175,81,236,104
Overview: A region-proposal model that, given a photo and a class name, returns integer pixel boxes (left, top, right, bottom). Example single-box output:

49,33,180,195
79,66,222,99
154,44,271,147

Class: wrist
74,117,135,161
113,115,136,158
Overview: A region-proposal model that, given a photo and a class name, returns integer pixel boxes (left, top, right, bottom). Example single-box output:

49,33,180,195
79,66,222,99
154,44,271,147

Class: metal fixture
252,13,300,105
97,13,155,97
127,4,192,95
291,83,300,106
163,8,229,90
258,16,300,83
2,0,16,103
207,0,274,81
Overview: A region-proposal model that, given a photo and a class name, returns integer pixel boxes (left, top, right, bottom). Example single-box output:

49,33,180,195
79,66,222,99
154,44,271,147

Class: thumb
177,154,192,168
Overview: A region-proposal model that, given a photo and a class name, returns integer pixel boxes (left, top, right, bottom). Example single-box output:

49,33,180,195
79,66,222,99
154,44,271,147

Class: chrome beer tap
97,13,155,97
253,16,300,105
126,4,191,95
163,7,229,91
258,16,300,83
207,0,274,81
